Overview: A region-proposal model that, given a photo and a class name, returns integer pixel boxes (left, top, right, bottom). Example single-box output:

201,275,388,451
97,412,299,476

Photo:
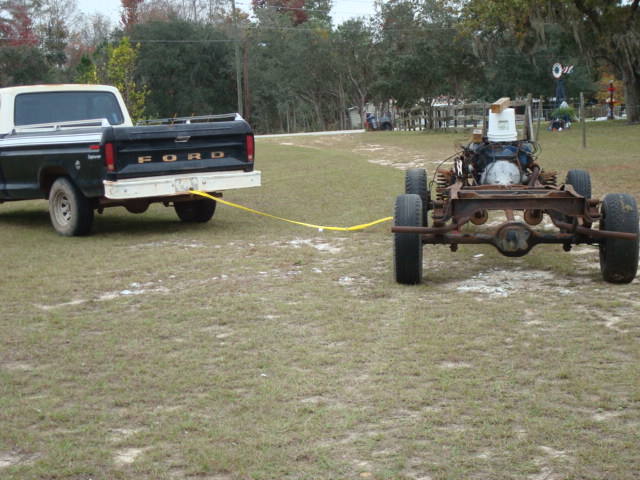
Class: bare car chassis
392,144,639,285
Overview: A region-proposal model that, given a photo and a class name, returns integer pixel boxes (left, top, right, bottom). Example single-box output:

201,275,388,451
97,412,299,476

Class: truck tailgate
108,120,254,179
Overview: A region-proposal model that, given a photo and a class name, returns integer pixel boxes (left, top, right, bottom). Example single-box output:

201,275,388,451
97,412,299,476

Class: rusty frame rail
431,184,600,224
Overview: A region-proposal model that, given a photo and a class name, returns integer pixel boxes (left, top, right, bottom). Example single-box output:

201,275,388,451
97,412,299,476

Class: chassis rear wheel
394,194,423,285
174,198,217,223
405,168,429,226
599,193,639,284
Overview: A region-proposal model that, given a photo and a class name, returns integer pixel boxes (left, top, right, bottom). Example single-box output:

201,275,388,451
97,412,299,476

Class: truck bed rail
11,118,110,134
136,113,243,126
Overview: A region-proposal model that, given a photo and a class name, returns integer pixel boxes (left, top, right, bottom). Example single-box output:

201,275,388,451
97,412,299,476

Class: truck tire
405,168,429,226
561,169,592,230
599,193,639,284
566,169,591,198
49,177,94,236
394,194,423,285
174,198,217,223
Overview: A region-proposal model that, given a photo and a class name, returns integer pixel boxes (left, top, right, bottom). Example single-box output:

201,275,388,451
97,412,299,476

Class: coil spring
539,170,558,186
435,169,452,201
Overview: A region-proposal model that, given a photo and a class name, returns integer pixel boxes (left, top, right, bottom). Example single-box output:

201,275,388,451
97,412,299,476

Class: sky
76,0,378,26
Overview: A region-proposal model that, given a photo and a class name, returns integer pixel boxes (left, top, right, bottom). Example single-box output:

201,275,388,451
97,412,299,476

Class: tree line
1,0,638,132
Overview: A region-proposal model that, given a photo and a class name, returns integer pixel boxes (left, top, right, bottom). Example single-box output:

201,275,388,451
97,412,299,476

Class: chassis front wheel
561,169,592,230
394,194,423,285
599,193,639,283
405,168,429,226
566,169,592,198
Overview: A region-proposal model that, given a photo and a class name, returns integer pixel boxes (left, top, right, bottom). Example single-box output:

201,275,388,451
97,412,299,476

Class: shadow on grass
0,207,219,237
415,244,605,286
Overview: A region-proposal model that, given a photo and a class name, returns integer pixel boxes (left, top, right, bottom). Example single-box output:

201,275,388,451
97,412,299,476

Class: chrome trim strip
0,133,103,147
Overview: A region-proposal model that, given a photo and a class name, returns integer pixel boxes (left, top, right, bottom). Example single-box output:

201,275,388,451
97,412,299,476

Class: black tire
565,169,591,198
599,193,639,284
48,177,94,236
561,169,592,229
174,198,217,223
394,194,423,285
381,122,392,131
405,168,429,226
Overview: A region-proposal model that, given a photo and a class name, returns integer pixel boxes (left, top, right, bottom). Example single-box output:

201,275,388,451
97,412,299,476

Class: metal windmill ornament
552,62,574,108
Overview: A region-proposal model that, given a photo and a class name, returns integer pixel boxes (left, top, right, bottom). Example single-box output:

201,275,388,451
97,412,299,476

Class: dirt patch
114,447,147,466
33,281,172,310
451,268,573,298
277,237,346,254
109,428,142,442
0,452,37,469
2,362,33,371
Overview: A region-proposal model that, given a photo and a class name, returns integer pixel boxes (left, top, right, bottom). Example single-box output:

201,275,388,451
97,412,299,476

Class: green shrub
551,105,576,121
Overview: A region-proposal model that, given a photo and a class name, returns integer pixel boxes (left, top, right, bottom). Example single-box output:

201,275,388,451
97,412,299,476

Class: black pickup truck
0,84,260,235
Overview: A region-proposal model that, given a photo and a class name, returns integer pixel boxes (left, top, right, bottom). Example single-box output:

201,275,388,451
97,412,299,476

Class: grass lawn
0,121,638,479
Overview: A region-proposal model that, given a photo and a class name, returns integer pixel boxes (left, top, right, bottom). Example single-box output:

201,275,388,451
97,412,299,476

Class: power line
128,39,237,43
235,0,377,17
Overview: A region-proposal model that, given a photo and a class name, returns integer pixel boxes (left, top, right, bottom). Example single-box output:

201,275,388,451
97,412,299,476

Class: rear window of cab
14,91,125,126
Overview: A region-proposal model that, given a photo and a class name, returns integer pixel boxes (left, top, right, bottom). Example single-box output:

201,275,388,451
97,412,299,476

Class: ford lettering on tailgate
138,151,226,163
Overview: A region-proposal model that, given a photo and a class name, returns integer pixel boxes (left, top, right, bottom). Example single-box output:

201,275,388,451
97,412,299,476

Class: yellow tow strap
190,190,393,232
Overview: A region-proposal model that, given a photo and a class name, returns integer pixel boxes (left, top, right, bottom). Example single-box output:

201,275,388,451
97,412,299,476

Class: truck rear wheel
49,177,94,236
394,194,423,285
599,193,639,284
174,198,217,223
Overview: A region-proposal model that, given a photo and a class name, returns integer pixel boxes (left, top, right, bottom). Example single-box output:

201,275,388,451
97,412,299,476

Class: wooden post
536,96,543,140
580,92,587,149
525,93,533,140
482,102,487,135
231,0,243,116
491,97,511,113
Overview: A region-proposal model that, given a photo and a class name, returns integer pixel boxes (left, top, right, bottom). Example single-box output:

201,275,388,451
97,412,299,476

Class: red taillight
105,143,115,172
246,134,254,163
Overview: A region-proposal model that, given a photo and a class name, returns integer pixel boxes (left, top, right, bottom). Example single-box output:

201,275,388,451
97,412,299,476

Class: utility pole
230,0,243,116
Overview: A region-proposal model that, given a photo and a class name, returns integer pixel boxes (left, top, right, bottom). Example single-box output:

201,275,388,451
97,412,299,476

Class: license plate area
173,177,199,193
